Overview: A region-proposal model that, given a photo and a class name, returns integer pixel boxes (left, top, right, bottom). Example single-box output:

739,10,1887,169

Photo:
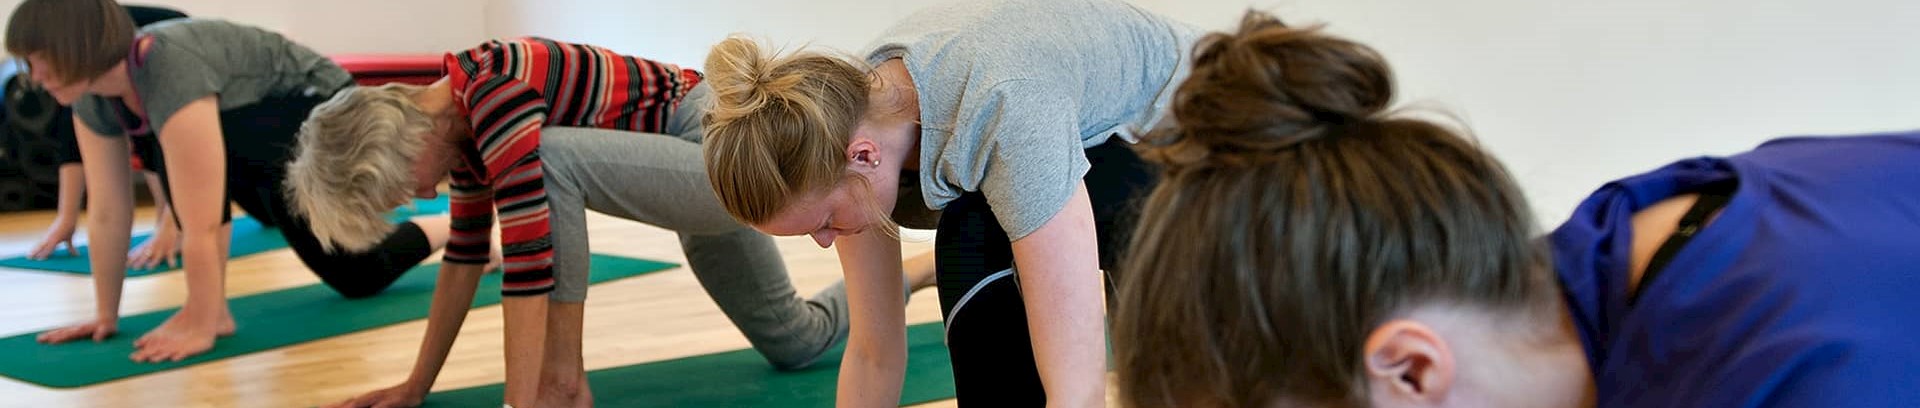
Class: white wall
9,0,1908,223
1136,0,1920,222
482,0,1920,223
481,0,943,68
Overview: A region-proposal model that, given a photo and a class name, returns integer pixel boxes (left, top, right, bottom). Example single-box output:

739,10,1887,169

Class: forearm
145,172,175,233
501,294,550,406
85,196,133,322
1011,185,1108,407
1019,268,1107,407
76,139,133,323
833,231,908,407
154,205,178,235
157,97,232,309
403,263,487,389
177,222,230,309
54,165,85,223
836,328,908,407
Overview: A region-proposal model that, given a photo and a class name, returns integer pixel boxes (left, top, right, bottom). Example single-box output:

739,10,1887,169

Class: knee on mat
315,263,399,299
761,345,832,371
324,280,389,299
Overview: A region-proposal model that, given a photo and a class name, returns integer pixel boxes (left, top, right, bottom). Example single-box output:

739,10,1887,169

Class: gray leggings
538,87,849,369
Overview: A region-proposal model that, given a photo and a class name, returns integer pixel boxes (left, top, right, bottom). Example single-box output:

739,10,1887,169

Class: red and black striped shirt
443,38,702,296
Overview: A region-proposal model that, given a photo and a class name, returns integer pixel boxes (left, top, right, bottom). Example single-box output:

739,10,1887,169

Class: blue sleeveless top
1551,131,1920,407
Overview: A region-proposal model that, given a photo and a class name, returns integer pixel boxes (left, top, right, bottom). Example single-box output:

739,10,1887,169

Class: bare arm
74,119,133,324
36,115,137,343
145,171,173,232
129,171,182,269
151,97,231,313
392,264,490,385
326,262,486,408
501,295,549,406
1009,183,1106,407
834,230,909,407
27,164,87,260
56,164,87,222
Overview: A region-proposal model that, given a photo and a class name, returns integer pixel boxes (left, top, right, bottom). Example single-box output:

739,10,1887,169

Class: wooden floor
0,205,969,408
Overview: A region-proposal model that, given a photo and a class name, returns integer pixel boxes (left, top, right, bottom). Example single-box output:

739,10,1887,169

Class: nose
810,230,837,249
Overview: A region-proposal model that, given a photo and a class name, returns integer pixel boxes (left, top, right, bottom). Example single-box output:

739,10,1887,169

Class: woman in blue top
1115,10,1920,408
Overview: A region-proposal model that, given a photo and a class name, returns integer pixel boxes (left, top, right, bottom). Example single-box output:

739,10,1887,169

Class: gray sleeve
71,96,126,136
132,41,222,133
962,80,1091,241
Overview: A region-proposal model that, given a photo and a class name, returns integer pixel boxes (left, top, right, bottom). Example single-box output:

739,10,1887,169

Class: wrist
402,377,432,395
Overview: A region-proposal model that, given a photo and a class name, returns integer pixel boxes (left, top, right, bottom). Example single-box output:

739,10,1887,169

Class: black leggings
145,94,435,298
932,137,1157,406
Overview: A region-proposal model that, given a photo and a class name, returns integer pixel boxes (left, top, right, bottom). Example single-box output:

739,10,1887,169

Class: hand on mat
27,220,80,260
36,320,118,344
326,382,426,408
130,309,233,363
128,227,182,269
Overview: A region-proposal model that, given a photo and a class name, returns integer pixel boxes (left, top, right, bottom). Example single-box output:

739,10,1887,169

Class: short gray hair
286,83,433,253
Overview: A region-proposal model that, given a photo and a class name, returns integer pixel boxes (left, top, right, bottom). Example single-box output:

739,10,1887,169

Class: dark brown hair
1114,10,1552,407
6,0,136,84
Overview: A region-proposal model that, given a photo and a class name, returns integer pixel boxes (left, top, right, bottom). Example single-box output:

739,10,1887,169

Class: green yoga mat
0,197,449,277
425,323,956,407
0,254,677,388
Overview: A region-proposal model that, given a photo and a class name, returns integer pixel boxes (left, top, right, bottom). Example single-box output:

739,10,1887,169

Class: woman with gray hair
292,37,934,408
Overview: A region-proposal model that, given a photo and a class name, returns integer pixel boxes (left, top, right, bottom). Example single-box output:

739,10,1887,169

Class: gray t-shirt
866,0,1200,240
75,19,351,136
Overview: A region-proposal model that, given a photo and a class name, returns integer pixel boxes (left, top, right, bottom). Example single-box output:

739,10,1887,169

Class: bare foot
535,369,593,408
130,306,234,363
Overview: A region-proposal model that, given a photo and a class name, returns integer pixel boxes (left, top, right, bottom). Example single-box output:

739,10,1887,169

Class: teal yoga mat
425,322,956,407
0,197,449,276
0,254,677,388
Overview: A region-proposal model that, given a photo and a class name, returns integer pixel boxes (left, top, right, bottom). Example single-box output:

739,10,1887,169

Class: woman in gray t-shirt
701,0,1198,404
5,0,449,364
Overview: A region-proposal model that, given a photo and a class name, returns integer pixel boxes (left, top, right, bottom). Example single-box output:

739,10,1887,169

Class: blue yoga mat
0,197,448,276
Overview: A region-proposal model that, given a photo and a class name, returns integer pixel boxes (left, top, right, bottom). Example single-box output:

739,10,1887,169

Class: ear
1362,319,1456,406
845,137,883,170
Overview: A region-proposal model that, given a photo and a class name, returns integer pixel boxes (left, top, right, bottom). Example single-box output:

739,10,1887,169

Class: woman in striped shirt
291,38,934,407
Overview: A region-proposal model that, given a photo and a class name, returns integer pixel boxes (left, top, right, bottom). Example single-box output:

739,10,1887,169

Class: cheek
47,85,83,105
833,199,875,231
410,156,443,189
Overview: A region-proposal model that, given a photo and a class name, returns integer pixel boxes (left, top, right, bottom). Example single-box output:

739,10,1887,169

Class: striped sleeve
463,74,556,297
444,165,495,265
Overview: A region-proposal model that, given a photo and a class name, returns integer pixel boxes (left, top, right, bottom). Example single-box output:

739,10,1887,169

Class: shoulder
70,96,122,134
142,19,292,63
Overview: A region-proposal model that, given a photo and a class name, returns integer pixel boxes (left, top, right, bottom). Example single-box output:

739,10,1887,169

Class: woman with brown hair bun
1117,9,1920,408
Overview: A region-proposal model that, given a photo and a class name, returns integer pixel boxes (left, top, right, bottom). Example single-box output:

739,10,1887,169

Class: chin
50,92,80,106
